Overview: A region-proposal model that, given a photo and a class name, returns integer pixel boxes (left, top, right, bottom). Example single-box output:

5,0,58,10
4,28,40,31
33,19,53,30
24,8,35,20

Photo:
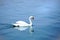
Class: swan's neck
29,18,32,26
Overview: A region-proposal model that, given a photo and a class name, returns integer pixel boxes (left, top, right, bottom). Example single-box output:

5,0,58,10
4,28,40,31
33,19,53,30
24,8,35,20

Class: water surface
0,0,60,40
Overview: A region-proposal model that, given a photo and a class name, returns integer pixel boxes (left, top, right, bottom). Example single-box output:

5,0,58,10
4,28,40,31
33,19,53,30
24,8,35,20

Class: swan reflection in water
12,16,34,33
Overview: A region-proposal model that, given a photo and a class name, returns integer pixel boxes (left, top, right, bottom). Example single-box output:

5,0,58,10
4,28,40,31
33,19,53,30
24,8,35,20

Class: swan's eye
30,16,34,20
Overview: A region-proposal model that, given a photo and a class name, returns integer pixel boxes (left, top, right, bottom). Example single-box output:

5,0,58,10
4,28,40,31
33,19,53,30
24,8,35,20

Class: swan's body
13,21,29,26
13,16,34,32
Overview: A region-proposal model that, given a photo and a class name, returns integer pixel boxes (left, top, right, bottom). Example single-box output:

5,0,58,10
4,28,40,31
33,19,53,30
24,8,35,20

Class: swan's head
29,16,34,20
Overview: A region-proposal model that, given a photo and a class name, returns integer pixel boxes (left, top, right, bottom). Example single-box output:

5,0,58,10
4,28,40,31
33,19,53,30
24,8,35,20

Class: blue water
0,0,60,40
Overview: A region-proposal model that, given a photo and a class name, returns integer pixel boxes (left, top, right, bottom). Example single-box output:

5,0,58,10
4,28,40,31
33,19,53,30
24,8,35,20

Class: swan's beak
32,17,34,20
29,16,34,20
31,17,34,20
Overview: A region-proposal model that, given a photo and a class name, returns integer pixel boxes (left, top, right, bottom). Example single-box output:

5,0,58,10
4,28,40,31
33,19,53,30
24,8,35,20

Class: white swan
13,16,34,32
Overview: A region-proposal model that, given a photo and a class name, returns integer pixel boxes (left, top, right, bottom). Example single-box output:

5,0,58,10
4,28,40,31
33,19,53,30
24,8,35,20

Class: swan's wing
16,21,28,24
16,21,29,26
